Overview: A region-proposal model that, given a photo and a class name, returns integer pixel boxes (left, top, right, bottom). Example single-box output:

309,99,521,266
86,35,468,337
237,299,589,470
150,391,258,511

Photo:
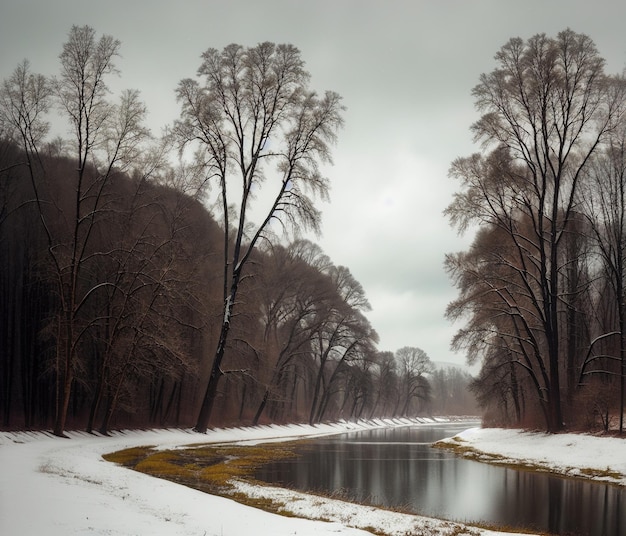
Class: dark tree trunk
252,389,269,426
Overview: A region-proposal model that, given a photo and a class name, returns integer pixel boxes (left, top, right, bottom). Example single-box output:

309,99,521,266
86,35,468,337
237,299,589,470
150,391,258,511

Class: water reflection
254,424,626,536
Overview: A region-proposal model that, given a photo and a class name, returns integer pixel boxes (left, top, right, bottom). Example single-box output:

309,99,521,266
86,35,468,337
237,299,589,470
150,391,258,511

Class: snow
3,419,621,536
438,426,626,486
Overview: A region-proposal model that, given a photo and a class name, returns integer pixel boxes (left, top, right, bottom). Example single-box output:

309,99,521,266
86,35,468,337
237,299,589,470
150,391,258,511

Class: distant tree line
429,366,479,416
447,29,626,433
0,26,465,434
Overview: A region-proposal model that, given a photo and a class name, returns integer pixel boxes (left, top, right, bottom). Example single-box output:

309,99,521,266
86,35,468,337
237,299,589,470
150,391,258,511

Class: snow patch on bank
232,479,503,536
438,427,626,486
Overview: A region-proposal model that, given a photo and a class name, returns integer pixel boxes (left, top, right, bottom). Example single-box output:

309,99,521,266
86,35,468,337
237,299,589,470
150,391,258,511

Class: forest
0,26,477,435
446,29,626,433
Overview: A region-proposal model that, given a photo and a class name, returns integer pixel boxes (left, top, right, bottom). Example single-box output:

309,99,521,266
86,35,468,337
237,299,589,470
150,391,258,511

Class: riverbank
436,426,626,487
0,418,550,536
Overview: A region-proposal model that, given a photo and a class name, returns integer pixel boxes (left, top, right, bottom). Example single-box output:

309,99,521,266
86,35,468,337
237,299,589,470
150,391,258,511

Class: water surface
255,423,625,535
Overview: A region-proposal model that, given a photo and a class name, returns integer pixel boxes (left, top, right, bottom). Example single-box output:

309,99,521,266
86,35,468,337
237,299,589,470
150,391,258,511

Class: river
254,422,626,536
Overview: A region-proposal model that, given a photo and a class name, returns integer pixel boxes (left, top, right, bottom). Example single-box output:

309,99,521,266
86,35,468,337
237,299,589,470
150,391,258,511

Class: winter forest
4,25,626,438
0,26,476,436
446,29,626,433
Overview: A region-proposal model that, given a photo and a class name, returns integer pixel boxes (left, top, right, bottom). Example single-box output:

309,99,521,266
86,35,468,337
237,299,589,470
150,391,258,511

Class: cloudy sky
2,1,626,368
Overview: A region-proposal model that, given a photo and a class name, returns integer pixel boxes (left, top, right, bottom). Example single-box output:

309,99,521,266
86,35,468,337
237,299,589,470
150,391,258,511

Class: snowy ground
2,418,622,536
436,426,626,487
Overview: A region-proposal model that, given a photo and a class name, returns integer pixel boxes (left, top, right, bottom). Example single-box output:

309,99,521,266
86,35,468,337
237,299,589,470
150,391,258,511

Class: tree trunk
86,366,105,434
195,267,240,432
149,377,165,424
253,389,269,426
54,372,73,437
617,271,625,434
547,241,564,433
616,152,626,435
54,317,73,437
509,362,521,424
163,380,180,426
99,366,128,435
309,352,327,425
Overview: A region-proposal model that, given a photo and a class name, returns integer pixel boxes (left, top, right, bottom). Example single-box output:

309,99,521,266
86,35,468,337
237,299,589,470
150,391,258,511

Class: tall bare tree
174,42,344,432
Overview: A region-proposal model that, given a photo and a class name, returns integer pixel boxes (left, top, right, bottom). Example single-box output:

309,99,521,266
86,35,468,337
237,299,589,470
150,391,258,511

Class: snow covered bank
437,427,626,487
0,418,529,536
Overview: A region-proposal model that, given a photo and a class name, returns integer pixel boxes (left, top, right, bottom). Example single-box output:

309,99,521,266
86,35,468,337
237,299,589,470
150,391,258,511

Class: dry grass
579,466,622,480
102,446,155,467
103,442,299,509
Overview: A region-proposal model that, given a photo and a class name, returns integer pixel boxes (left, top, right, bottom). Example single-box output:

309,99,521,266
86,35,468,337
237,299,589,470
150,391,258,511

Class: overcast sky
2,1,626,368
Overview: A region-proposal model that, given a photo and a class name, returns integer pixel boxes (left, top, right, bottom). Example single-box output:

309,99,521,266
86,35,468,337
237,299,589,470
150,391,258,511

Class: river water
254,422,626,536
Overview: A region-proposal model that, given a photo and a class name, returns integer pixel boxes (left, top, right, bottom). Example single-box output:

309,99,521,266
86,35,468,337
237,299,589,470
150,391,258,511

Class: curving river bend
254,422,626,536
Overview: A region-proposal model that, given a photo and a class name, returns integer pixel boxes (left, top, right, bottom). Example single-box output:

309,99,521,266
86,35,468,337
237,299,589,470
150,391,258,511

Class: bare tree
365,351,397,418
395,346,433,416
251,240,335,425
174,42,344,432
308,265,377,424
341,348,378,420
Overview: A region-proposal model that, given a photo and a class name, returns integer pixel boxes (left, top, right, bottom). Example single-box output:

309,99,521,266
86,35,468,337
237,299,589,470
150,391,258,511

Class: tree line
447,29,626,433
0,25,459,435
